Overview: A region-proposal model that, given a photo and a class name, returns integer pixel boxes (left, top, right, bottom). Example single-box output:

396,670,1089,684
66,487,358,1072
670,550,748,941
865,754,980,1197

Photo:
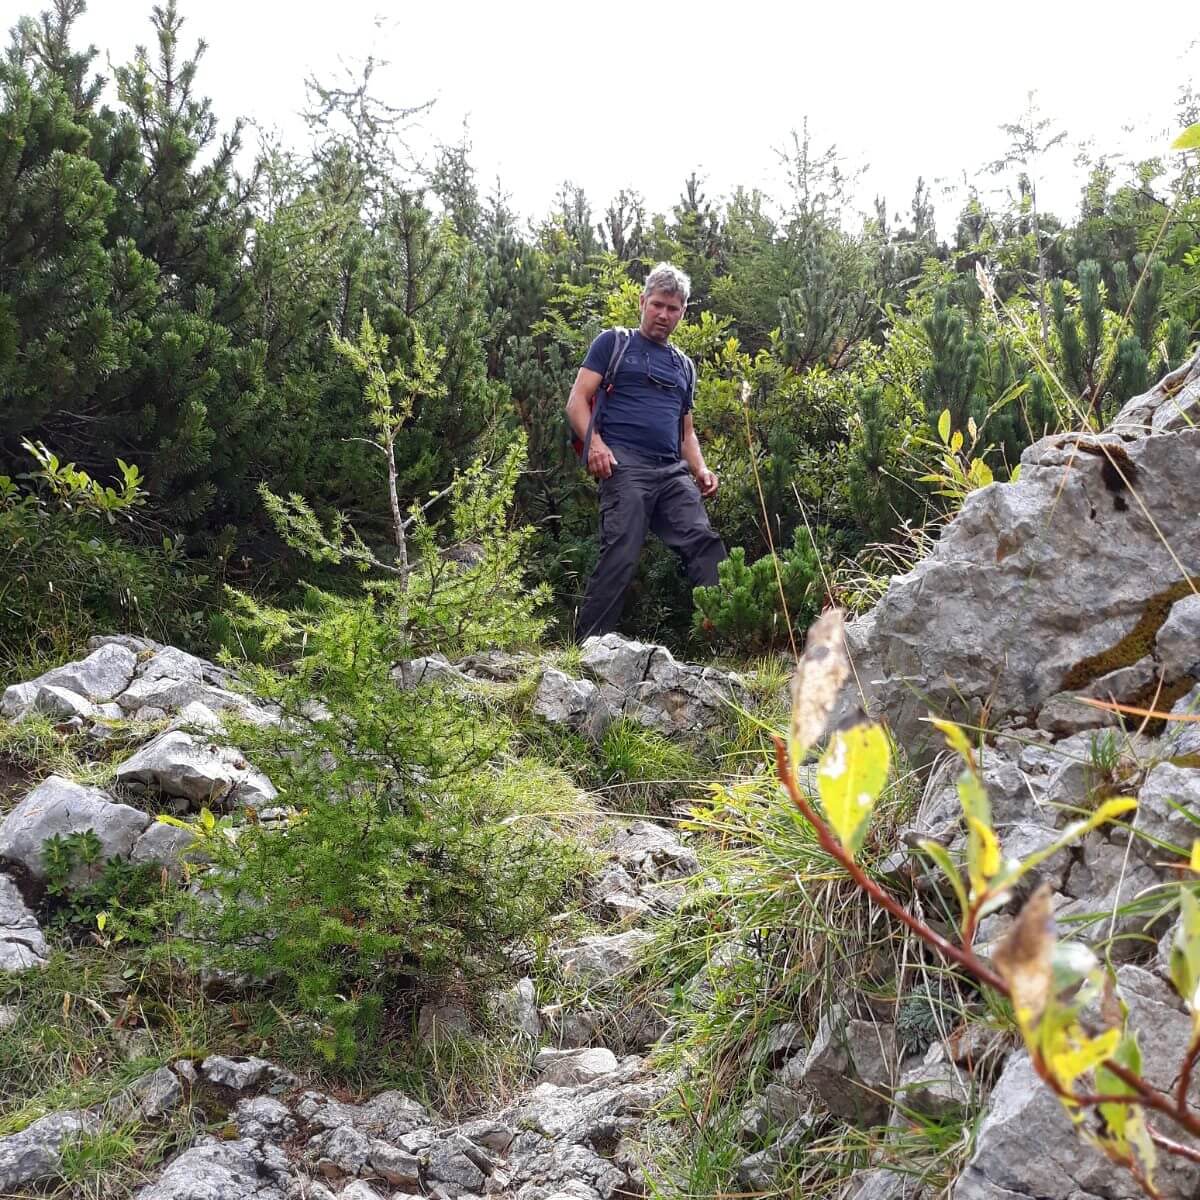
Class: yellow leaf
789,609,850,763
1190,840,1200,873
816,723,890,857
937,409,951,444
950,430,964,454
930,717,974,764
993,884,1055,1031
1049,1026,1120,1090
966,815,1000,884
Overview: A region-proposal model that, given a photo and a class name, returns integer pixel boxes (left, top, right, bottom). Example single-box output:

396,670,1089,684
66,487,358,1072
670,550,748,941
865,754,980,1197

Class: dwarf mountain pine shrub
692,529,822,653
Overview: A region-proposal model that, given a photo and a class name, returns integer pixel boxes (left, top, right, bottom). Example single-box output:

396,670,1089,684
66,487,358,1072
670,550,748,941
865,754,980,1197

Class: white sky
9,0,1200,235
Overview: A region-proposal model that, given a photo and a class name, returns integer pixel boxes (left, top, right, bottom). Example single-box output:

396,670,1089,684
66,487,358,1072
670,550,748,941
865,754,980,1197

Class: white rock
0,776,150,882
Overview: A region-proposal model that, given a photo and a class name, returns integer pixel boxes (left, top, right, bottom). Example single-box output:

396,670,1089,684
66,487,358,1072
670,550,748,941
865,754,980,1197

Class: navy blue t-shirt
581,330,694,460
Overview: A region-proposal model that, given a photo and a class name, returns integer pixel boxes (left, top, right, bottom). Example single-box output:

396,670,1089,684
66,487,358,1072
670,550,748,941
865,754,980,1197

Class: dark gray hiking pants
576,456,726,641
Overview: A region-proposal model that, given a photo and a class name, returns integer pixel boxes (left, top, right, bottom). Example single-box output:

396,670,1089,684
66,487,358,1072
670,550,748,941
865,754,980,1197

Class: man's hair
643,262,691,303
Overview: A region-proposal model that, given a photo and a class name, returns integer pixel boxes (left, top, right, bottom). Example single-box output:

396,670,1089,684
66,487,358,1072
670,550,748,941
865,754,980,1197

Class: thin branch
773,737,1011,994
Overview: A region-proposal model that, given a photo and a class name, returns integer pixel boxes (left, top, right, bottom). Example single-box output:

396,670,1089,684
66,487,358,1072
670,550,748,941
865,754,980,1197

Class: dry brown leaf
993,882,1055,1027
790,608,850,760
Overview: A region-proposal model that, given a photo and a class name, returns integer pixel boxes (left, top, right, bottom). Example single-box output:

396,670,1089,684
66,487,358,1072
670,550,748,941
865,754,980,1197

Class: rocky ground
2,353,1200,1200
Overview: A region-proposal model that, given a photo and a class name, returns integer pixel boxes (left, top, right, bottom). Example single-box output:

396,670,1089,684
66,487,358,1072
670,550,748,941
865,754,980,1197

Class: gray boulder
130,820,206,879
580,633,745,735
0,1110,101,1194
1157,595,1200,682
134,1136,297,1200
953,1049,1200,1200
201,1054,295,1092
128,1066,184,1119
493,976,542,1040
424,1132,490,1197
0,776,150,882
0,873,47,972
1,643,137,719
294,1089,431,1142
532,668,612,740
841,417,1200,757
115,731,277,810
1109,345,1200,435
391,654,467,691
611,820,699,882
234,1096,297,1141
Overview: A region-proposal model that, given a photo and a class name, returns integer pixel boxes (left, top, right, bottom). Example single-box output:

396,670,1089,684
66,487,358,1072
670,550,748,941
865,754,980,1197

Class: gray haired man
566,263,726,641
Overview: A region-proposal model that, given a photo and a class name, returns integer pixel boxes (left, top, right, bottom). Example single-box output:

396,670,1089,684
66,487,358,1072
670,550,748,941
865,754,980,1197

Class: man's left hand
696,467,718,498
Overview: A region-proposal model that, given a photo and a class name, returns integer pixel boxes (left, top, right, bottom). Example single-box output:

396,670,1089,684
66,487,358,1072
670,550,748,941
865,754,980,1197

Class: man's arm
566,366,618,479
681,412,718,497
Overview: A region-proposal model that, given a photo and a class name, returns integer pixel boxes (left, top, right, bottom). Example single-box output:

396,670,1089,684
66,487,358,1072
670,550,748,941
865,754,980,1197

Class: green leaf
1172,122,1200,151
1171,886,1200,1022
816,722,891,857
917,839,969,923
937,408,951,444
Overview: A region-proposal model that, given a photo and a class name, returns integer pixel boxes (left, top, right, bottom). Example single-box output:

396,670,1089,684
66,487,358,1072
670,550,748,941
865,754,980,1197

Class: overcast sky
12,0,1199,234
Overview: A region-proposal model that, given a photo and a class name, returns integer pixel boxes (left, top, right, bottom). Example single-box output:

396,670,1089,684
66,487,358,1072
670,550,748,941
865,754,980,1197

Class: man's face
639,288,686,343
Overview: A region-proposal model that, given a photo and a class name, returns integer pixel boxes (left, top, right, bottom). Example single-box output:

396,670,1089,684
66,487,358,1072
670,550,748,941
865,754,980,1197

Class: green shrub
0,444,210,671
692,529,822,653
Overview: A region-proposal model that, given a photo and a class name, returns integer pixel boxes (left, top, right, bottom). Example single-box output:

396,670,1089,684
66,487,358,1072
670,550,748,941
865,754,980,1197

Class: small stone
534,1046,619,1086
200,1054,274,1091
130,1066,183,1118
368,1140,422,1187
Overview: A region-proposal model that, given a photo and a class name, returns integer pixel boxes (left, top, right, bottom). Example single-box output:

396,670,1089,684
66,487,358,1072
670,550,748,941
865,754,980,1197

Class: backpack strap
581,327,632,465
670,345,697,454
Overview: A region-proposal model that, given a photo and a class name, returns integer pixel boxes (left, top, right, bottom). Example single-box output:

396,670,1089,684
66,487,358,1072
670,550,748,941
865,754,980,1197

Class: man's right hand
587,437,619,479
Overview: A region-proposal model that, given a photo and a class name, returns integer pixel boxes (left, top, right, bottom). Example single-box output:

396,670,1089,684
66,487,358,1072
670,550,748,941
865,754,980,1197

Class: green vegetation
2,4,1200,1197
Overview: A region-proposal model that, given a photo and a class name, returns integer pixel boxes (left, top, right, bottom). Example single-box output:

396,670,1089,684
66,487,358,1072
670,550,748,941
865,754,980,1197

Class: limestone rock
894,1042,971,1119
130,820,206,879
493,977,542,1040
134,1136,297,1200
556,929,653,984
800,1006,895,1125
0,775,150,882
234,1096,297,1141
0,874,47,972
532,668,612,740
200,1054,293,1092
534,1047,619,1086
1132,762,1200,864
841,423,1200,757
1157,595,1200,681
953,1050,1200,1200
390,655,466,691
115,730,277,810
294,1090,431,1142
1108,346,1200,436
125,1066,184,1119
611,820,699,882
0,1110,101,1195
1,643,137,719
580,633,745,735
367,1140,421,1187
424,1132,489,1197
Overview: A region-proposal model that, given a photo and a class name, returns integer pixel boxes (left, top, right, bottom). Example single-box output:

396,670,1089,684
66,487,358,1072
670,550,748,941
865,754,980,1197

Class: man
566,262,726,641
